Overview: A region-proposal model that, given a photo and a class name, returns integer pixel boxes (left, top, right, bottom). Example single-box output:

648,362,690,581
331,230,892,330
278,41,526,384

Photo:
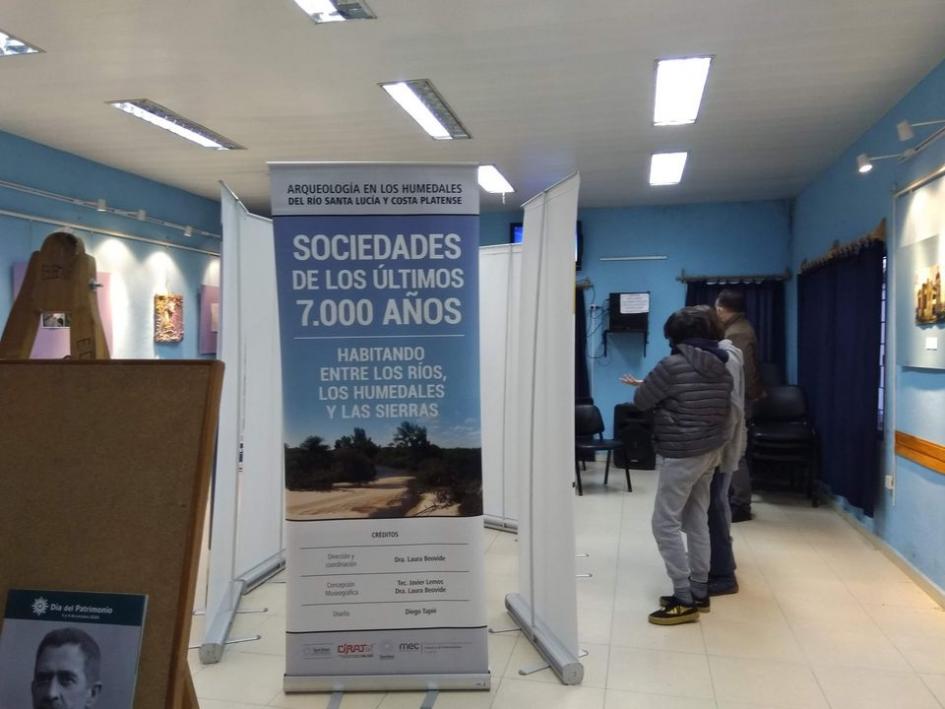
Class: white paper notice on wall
926,336,939,351
619,292,650,314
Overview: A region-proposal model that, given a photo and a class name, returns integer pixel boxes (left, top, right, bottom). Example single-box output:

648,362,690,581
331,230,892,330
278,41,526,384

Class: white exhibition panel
233,208,285,578
202,186,284,661
479,243,522,528
512,174,581,657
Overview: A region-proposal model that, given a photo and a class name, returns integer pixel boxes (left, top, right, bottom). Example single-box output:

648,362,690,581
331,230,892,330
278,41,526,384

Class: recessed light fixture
478,165,514,194
0,28,42,56
109,99,244,150
380,80,470,140
293,0,375,23
653,56,712,126
649,152,688,186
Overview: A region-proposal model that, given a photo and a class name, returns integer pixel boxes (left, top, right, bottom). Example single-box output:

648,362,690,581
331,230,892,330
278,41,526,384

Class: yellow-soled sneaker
659,593,710,613
648,597,700,625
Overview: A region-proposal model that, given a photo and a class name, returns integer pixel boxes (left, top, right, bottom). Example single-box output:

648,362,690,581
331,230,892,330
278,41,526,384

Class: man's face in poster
31,643,101,709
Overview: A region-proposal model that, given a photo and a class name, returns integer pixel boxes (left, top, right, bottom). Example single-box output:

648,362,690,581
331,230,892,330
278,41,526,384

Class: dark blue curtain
575,287,590,401
798,240,885,516
685,280,786,377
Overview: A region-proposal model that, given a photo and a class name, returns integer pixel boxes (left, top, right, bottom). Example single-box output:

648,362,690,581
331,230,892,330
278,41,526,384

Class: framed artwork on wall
154,294,184,343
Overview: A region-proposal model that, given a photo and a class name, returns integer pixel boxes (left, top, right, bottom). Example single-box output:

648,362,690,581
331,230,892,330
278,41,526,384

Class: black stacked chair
574,404,631,495
748,385,819,506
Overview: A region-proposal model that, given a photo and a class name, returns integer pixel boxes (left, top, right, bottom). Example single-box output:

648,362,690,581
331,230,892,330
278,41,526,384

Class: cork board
0,360,224,709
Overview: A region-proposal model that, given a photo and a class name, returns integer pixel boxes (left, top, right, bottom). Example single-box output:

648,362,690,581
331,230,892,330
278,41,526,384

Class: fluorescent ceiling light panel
294,0,375,23
109,99,244,150
380,80,470,140
654,56,712,126
0,29,42,56
478,165,514,194
649,152,688,185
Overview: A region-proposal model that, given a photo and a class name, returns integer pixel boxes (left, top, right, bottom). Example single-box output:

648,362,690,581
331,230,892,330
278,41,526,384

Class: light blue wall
0,130,220,359
483,200,793,434
791,59,945,588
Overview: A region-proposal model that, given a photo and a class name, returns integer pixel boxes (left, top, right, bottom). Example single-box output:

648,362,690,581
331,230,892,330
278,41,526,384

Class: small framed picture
40,312,71,329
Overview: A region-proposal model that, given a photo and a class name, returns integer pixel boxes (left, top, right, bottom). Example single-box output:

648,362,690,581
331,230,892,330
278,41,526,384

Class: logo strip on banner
269,163,489,692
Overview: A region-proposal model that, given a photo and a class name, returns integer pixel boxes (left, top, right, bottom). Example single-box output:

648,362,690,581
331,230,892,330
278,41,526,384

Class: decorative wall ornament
800,220,886,275
154,294,183,343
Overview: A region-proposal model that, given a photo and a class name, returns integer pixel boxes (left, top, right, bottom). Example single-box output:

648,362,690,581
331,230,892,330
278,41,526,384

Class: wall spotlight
897,118,945,142
856,152,901,175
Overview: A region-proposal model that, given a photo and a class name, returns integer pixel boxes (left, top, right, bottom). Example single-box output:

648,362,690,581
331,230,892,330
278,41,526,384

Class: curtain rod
0,176,221,240
0,208,220,257
676,268,791,283
799,219,885,275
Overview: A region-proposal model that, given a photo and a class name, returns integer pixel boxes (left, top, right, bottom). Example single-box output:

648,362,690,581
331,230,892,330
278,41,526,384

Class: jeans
709,470,736,581
729,456,752,512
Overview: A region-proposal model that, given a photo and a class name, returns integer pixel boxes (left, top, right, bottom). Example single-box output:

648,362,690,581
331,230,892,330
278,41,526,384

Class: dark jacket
724,314,764,403
633,343,733,458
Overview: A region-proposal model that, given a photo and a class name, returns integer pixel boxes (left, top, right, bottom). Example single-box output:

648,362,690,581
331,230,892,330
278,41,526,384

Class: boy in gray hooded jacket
621,307,733,624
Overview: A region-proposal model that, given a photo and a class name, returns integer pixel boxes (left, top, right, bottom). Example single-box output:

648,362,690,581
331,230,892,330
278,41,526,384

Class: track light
96,198,107,212
184,226,193,238
137,209,147,221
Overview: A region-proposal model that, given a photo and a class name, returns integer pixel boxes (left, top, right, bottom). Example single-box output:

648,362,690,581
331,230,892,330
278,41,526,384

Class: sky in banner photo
275,213,481,450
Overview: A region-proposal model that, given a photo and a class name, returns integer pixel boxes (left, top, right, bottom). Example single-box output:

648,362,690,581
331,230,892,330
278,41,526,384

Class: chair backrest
575,404,605,437
760,362,784,387
753,385,807,422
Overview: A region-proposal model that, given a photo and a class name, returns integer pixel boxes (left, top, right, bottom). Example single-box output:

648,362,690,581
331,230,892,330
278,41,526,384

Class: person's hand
620,373,642,386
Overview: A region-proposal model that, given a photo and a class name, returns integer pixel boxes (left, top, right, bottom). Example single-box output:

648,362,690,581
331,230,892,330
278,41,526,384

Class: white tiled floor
191,462,945,708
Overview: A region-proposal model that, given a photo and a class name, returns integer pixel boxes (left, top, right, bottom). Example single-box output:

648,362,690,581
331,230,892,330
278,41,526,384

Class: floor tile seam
750,548,837,709
606,642,709,656
827,538,920,675
601,490,633,690
702,649,808,665
917,673,945,709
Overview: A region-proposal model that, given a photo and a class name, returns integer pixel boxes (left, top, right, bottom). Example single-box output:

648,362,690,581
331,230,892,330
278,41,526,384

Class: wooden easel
0,231,109,359
0,234,216,708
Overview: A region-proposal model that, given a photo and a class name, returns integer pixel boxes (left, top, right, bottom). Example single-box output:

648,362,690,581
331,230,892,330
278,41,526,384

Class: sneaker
659,594,710,613
708,578,739,597
649,596,700,625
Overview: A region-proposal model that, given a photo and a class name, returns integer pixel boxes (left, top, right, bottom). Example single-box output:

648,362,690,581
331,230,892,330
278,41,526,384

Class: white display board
506,174,582,684
201,185,285,663
479,244,522,530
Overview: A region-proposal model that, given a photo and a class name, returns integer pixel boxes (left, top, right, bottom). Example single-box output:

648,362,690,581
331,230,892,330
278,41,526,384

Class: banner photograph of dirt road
285,422,482,521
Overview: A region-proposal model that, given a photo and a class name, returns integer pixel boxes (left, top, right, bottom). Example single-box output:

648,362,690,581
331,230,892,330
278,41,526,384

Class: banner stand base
484,516,518,533
504,593,584,686
283,672,491,693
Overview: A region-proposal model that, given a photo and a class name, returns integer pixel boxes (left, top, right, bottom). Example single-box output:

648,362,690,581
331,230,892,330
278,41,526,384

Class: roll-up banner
269,163,489,692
